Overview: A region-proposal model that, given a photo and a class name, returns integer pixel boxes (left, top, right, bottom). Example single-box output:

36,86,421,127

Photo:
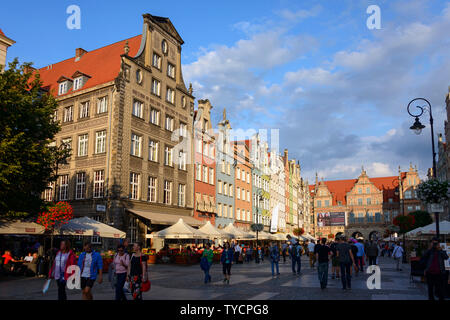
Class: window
136,69,143,84
149,139,159,162
237,187,240,199
75,172,86,199
181,96,186,109
218,203,222,217
97,96,108,114
165,116,174,131
62,138,72,154
129,217,138,243
78,134,88,156
203,166,208,183
209,144,214,158
44,183,53,201
167,63,175,78
358,198,363,205
59,175,69,200
150,108,160,125
148,177,157,203
93,170,104,198
357,212,364,223
73,77,83,90
242,189,245,201
247,191,250,202
404,190,412,199
91,216,102,244
161,40,168,54
349,212,355,223
180,122,187,138
164,146,173,166
247,172,250,184
367,212,374,223
227,163,231,175
130,172,140,200
416,205,421,210
151,79,161,96
229,184,233,197
209,168,214,185
178,151,186,170
95,130,106,154
58,81,69,95
224,183,228,196
152,53,161,69
237,168,241,180
367,198,371,205
221,160,225,173
166,87,175,104
384,212,390,222
366,187,370,194
202,142,208,157
375,212,381,222
196,164,202,181
388,198,393,203
325,200,330,207
164,180,172,204
407,206,413,211
178,184,185,207
63,106,73,122
79,101,89,118
218,181,222,194
229,206,233,218
132,100,143,118
316,200,321,207
131,134,142,157
358,188,362,194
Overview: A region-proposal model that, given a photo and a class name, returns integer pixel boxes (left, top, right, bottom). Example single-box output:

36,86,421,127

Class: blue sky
2,0,450,182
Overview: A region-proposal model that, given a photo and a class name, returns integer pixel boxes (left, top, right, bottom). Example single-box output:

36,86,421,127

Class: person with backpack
290,242,301,275
221,242,234,284
201,242,214,284
392,242,404,271
112,244,130,300
336,236,356,290
77,242,103,300
269,242,281,277
127,242,148,300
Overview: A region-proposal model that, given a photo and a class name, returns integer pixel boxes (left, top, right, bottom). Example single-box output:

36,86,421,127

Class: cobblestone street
0,256,429,300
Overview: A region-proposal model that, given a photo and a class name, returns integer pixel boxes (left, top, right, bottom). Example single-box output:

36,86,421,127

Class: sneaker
226,279,230,284
223,278,227,283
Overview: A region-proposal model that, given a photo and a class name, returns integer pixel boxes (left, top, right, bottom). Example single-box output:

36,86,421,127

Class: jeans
57,279,67,301
291,256,301,274
203,262,212,283
318,262,329,288
368,256,377,266
270,260,280,276
115,272,127,300
426,273,445,300
340,262,352,289
395,257,402,270
356,256,364,271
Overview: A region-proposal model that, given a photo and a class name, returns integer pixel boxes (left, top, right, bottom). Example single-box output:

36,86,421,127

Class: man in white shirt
234,244,242,264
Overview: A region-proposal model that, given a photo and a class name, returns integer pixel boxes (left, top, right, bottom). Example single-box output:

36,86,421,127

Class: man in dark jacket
420,237,449,301
366,241,379,266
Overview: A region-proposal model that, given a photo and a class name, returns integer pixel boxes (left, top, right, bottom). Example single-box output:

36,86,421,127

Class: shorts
332,257,339,267
81,277,95,290
222,263,232,275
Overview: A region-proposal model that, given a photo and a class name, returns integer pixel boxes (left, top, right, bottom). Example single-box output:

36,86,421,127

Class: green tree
408,210,433,229
0,59,69,218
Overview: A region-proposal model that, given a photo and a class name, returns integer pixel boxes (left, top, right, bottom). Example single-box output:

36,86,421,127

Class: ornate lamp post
407,97,440,238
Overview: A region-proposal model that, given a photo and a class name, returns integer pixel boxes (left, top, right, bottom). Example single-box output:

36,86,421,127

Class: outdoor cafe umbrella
415,220,450,236
222,223,255,240
54,216,126,239
147,218,208,239
0,220,45,235
198,221,231,240
248,230,275,240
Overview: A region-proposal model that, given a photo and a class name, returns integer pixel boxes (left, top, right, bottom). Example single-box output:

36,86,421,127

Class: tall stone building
0,28,15,72
310,166,423,240
215,109,235,228
233,140,252,231
269,152,286,233
38,14,198,247
193,99,216,224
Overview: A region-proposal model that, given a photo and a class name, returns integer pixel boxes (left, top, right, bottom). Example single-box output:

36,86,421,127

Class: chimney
23,65,36,74
75,48,88,60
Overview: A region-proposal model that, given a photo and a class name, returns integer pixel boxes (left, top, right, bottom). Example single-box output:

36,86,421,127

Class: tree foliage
408,210,433,229
0,59,69,218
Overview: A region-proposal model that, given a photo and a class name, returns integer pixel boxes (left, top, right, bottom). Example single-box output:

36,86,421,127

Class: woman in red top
2,250,16,274
48,240,77,300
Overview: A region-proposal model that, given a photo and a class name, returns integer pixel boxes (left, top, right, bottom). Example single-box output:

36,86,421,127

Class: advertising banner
317,212,346,227
270,204,279,233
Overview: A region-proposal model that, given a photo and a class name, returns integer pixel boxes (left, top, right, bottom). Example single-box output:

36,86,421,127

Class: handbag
139,254,151,292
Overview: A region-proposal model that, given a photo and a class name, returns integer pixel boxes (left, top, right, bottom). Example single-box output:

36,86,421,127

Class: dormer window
73,76,84,90
58,81,69,95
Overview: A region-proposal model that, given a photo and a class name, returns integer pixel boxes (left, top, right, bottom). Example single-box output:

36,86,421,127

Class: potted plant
146,249,157,264
293,227,305,237
416,179,449,206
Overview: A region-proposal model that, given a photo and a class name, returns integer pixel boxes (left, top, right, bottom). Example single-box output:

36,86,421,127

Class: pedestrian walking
112,244,129,300
308,240,316,268
420,237,449,301
366,241,379,266
392,242,404,271
48,240,76,301
234,243,241,264
354,239,365,273
246,246,252,263
77,242,103,300
127,242,148,300
349,240,359,276
269,242,281,277
336,236,356,290
289,242,301,275
330,240,340,279
201,243,214,284
221,242,234,284
315,238,332,289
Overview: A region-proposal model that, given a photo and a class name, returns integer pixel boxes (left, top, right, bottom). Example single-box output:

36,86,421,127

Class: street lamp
406,97,440,239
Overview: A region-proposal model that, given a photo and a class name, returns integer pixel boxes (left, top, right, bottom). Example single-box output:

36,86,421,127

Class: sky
2,0,450,183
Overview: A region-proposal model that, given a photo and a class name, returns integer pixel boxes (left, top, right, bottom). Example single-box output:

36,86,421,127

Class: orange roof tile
0,29,4,36
36,35,142,96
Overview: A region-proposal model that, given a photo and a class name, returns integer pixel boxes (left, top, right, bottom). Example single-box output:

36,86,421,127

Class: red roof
312,174,406,205
36,35,142,96
0,29,4,36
